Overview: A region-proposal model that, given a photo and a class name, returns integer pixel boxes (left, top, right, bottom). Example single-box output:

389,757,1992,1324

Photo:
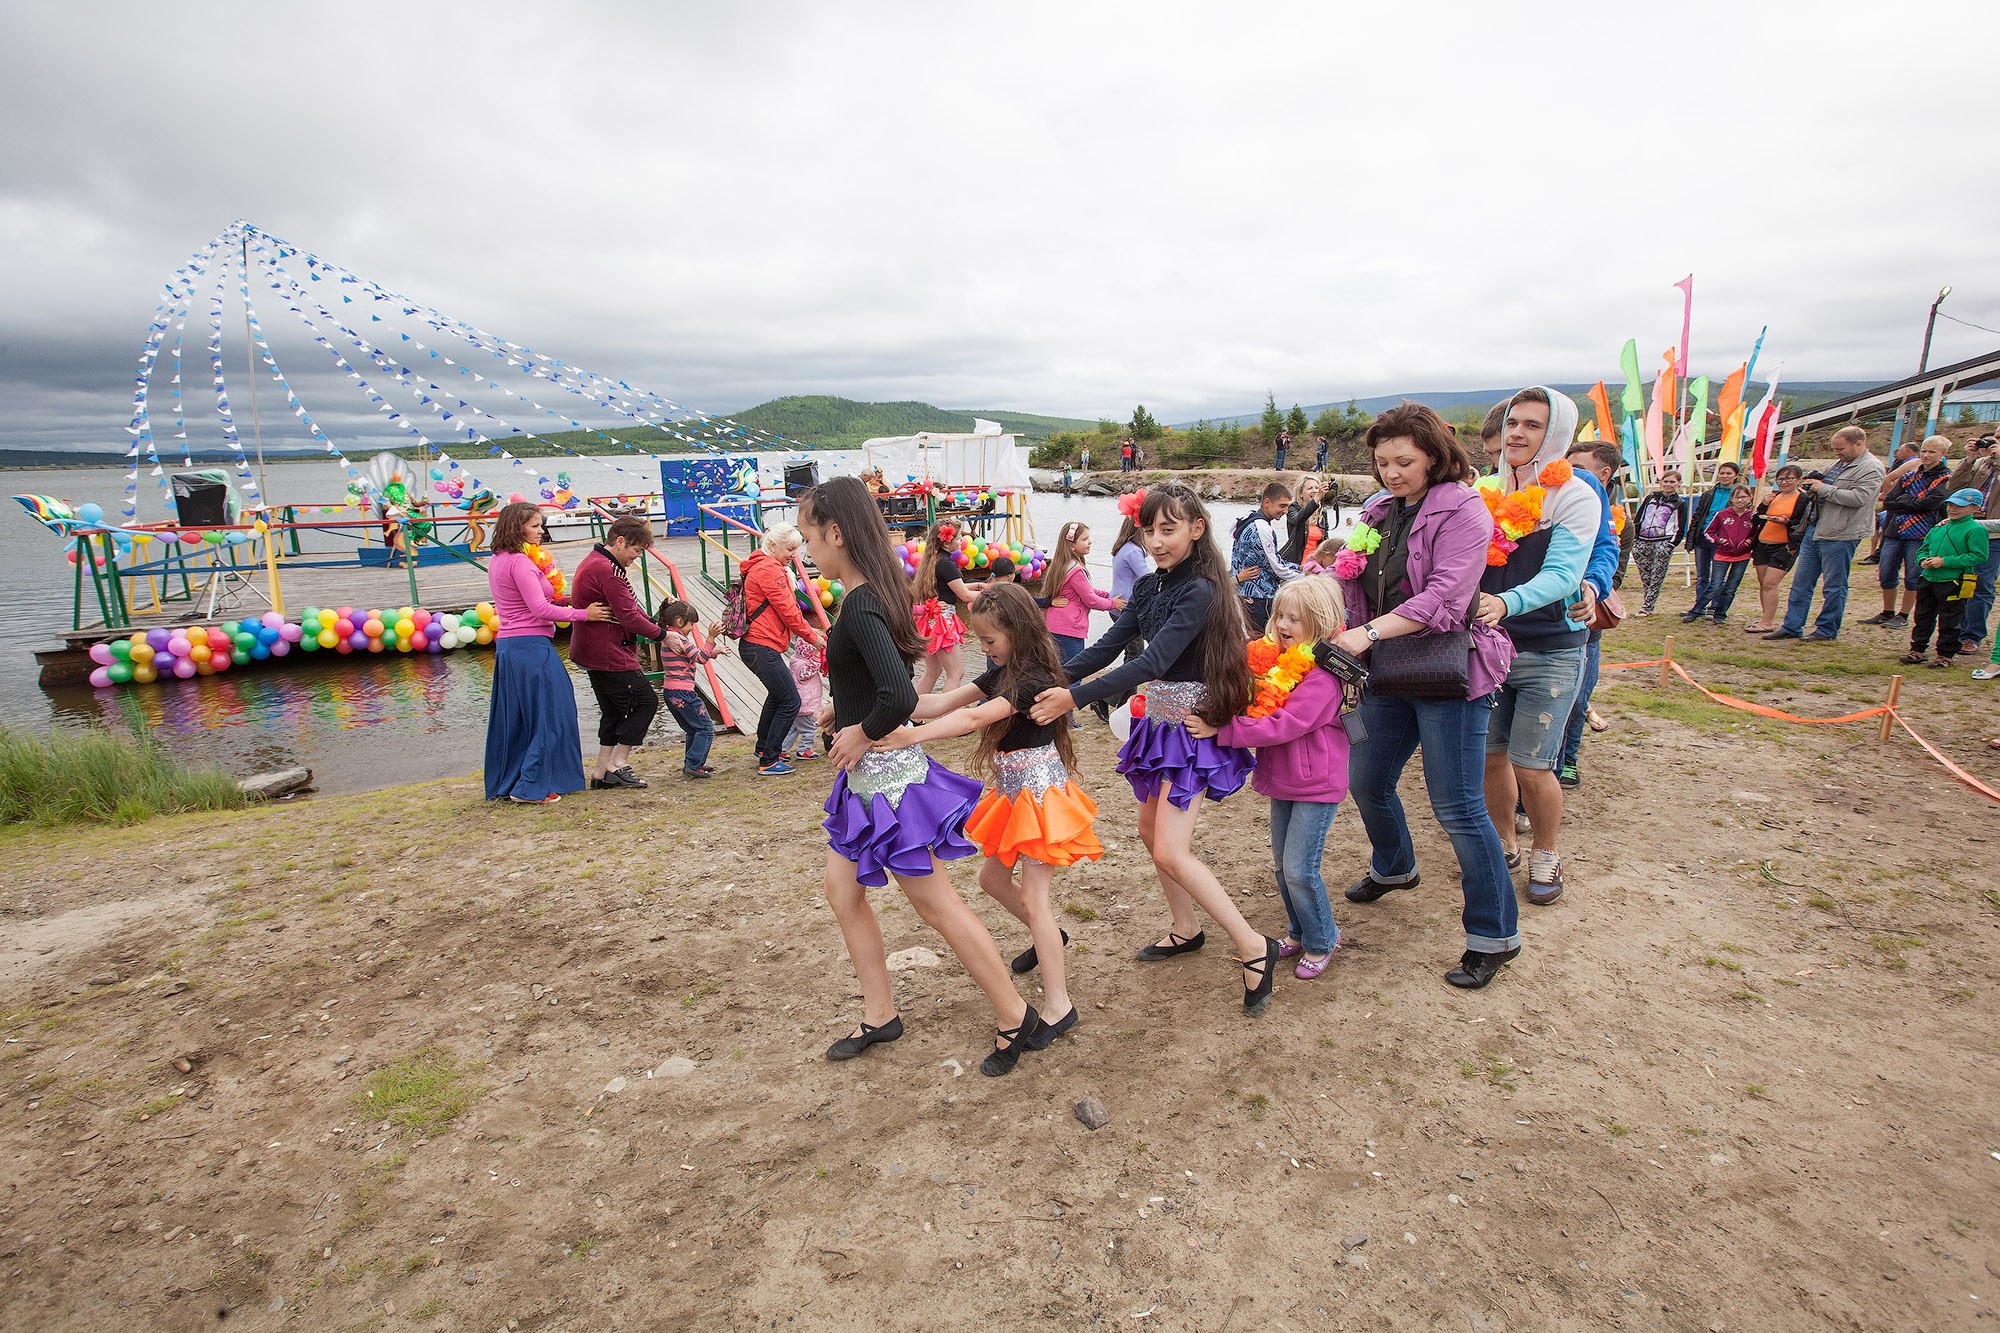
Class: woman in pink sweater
1040,522,1126,662
483,503,609,803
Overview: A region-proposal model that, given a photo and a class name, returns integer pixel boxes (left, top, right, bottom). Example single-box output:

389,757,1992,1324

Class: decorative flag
1686,375,1710,480
1716,365,1748,468
1745,368,1783,479
1619,339,1645,417
1673,275,1694,378
1588,381,1617,450
1659,348,1678,432
1644,364,1670,480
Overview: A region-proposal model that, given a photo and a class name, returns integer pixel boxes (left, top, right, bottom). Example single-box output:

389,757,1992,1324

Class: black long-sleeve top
1059,561,1216,708
826,583,918,740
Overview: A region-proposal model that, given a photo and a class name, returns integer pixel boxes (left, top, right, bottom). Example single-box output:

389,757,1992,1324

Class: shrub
0,725,245,826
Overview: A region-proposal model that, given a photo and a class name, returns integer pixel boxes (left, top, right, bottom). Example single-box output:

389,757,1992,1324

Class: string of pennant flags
124,220,820,526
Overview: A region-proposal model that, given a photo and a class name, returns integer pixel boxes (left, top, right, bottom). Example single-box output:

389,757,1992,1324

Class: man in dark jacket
1865,434,1952,628
569,516,666,789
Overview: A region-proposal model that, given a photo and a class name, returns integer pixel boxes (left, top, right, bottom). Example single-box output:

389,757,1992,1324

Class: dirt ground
4,577,2000,1332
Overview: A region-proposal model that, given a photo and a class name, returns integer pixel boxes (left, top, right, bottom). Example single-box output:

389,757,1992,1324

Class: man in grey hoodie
1764,426,1887,642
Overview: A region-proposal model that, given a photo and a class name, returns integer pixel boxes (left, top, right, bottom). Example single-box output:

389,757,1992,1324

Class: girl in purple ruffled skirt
1030,481,1281,1016
799,476,1045,1077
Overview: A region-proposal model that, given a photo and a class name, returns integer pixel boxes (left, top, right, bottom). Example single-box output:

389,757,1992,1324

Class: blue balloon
77,502,104,526
250,643,270,660
258,625,279,645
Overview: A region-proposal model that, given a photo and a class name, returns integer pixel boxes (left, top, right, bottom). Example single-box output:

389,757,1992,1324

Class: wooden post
1659,635,1675,688
260,521,286,616
1879,674,1902,742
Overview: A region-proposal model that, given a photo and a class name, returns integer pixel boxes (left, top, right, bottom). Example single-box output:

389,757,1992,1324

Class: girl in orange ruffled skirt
872,581,1098,1046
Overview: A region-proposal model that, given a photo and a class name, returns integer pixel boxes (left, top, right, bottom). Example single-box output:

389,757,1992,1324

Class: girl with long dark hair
799,477,1044,1076
1030,482,1280,1015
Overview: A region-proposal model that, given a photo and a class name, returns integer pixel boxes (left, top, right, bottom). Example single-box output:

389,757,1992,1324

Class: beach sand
3,615,1998,1331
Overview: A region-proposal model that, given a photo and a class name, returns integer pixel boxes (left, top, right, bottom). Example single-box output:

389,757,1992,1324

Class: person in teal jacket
1901,488,1992,667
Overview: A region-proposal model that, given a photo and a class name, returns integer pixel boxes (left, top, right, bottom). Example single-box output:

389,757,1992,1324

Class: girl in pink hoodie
1188,576,1351,977
1040,522,1126,662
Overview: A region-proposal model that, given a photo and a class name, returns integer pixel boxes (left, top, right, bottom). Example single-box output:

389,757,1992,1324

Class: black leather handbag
1365,629,1472,700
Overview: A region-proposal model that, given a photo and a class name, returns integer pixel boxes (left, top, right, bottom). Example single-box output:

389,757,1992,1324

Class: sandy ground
4,584,2000,1332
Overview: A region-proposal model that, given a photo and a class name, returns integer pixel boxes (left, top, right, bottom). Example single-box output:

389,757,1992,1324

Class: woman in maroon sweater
568,516,666,788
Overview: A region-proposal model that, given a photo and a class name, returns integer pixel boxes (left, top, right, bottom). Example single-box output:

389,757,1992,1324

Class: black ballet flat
1345,871,1419,904
1135,929,1205,962
1023,1005,1077,1051
1242,937,1279,1016
1009,929,1070,975
980,1005,1042,1077
826,1015,903,1061
1445,947,1521,990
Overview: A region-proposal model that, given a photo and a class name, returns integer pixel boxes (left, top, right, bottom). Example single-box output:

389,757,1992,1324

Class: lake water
4,457,1283,794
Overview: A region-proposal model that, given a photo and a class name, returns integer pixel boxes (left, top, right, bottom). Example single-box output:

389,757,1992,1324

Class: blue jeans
1348,690,1520,954
1958,543,2000,646
1487,644,1587,771
661,689,714,772
1689,541,1716,615
739,641,800,765
1268,798,1342,955
1781,533,1861,638
1051,633,1087,664
1558,635,1601,771
1706,559,1749,619
1878,535,1925,591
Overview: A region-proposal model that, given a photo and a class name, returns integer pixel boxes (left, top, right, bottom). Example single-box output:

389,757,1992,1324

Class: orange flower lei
1244,639,1318,718
521,541,567,597
1478,460,1573,566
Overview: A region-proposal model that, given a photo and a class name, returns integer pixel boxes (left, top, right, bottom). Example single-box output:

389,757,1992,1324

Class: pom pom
1116,491,1144,520
1331,548,1368,580
1538,458,1574,487
1343,521,1382,555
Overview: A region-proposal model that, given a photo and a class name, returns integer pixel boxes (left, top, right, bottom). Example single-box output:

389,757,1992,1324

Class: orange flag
1716,364,1747,427
1588,381,1617,450
1660,348,1678,427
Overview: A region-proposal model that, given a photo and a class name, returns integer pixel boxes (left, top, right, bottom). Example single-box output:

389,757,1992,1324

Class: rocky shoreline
1029,467,1379,506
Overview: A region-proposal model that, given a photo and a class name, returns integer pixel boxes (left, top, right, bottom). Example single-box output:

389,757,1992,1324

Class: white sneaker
1514,810,1532,835
1974,665,2000,681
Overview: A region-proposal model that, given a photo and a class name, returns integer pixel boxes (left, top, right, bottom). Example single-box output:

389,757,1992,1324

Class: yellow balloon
474,626,493,645
132,664,157,684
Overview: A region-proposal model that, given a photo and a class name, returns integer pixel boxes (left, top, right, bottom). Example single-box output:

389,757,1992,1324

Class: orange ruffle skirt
965,778,1103,868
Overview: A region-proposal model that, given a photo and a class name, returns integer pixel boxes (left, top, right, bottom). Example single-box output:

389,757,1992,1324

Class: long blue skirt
484,636,586,801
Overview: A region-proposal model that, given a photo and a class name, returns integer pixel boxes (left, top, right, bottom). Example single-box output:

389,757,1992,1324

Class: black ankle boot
1445,947,1520,990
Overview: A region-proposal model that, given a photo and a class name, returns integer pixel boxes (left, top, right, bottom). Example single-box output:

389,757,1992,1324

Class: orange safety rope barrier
1599,640,1998,805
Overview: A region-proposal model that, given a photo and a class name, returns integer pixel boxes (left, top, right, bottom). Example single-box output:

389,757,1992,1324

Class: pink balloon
172,657,197,679
167,635,190,657
410,609,431,631
89,666,112,687
270,639,291,657
88,643,114,665
509,492,525,504
279,623,304,642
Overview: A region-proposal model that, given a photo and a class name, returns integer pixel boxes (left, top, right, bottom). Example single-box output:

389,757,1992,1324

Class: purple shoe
1295,952,1333,980
1277,938,1302,960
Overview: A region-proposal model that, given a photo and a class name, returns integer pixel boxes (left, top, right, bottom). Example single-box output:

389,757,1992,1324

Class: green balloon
234,632,255,653
106,661,132,684
109,640,132,661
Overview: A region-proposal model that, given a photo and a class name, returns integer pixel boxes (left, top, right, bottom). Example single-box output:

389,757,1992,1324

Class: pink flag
1673,274,1694,378
1644,365,1670,479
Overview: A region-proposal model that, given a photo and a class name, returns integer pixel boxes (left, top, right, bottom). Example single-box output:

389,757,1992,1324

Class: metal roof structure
1772,347,2000,455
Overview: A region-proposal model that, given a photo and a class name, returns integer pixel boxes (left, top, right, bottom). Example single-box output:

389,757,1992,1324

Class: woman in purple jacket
1329,405,1522,990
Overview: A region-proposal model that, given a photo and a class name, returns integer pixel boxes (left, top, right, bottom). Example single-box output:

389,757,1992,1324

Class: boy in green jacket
1903,488,1992,668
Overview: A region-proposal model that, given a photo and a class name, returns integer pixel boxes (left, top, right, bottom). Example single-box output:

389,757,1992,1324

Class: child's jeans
661,690,714,772
1706,558,1749,620
1269,797,1342,955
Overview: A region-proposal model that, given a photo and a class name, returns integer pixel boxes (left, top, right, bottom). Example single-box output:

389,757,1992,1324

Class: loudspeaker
170,474,230,526
783,462,819,499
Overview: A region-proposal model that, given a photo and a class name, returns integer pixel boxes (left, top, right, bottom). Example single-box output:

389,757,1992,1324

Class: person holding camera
1866,434,1953,628
1329,403,1521,991
1764,426,1885,642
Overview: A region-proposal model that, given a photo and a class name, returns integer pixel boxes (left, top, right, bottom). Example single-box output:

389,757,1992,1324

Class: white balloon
1108,701,1134,743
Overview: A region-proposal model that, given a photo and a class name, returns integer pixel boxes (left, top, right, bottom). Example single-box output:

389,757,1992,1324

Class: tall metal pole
241,232,270,504
1919,285,1951,375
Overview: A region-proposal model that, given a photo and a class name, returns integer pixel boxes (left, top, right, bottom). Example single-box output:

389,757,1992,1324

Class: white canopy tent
860,420,1032,490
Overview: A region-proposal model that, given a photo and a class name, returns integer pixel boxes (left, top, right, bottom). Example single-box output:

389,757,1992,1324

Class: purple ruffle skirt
1117,716,1255,810
823,747,983,887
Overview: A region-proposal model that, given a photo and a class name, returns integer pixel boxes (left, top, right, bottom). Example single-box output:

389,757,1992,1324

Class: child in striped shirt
657,600,730,778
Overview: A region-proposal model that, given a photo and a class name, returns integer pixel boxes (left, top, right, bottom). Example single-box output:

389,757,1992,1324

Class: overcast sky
2,0,1996,456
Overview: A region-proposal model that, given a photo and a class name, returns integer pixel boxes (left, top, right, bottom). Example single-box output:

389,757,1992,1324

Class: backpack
720,580,769,640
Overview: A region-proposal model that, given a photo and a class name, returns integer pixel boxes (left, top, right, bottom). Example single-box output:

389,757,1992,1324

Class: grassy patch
0,724,246,826
125,1095,179,1122
412,1297,448,1320
1060,902,1099,922
356,1047,486,1137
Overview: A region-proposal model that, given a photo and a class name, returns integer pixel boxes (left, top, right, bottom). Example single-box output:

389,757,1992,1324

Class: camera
1313,640,1371,691
1801,469,1827,482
